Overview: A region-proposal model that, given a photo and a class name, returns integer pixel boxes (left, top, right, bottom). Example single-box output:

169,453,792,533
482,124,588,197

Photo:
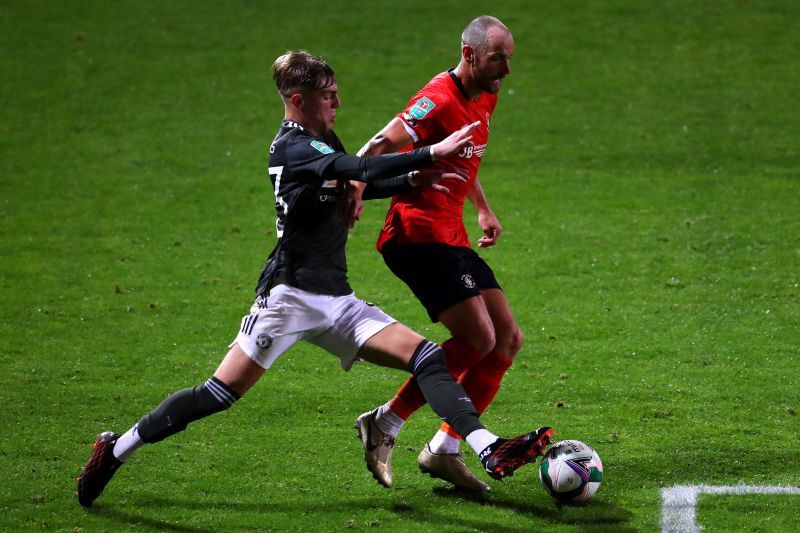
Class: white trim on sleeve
400,119,420,143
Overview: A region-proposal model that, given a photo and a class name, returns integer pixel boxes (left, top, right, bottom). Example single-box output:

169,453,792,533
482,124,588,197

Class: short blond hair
271,51,335,98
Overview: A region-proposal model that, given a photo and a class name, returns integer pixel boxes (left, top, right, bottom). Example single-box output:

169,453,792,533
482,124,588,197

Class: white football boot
418,444,490,492
354,409,395,488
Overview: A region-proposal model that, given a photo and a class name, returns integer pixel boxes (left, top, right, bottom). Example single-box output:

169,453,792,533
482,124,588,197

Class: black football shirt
256,120,351,296
254,119,435,297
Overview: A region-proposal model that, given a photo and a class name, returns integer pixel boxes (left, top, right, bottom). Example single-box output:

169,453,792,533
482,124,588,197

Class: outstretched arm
340,118,418,227
328,121,476,182
338,119,473,227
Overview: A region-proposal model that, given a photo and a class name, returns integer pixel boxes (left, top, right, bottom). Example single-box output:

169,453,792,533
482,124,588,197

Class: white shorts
230,284,397,370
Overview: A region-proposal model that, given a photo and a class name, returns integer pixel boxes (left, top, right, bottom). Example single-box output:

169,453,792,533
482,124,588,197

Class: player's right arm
358,117,416,157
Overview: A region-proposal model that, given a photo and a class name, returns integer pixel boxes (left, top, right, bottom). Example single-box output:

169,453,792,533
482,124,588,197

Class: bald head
455,15,514,97
461,16,512,53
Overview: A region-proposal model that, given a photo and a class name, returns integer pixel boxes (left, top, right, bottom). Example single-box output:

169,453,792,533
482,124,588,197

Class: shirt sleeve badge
408,96,437,120
310,140,335,154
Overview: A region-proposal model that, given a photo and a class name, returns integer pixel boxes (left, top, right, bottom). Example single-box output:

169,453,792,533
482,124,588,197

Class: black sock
408,340,485,438
137,377,240,443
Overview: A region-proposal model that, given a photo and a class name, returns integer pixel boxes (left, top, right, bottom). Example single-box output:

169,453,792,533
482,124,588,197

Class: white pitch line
661,484,800,532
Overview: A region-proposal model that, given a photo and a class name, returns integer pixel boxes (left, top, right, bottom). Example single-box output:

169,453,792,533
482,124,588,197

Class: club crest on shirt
461,274,476,289
256,333,273,349
310,140,334,154
408,97,436,120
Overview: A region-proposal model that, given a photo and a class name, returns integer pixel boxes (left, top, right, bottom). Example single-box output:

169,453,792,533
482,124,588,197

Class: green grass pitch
1,1,798,531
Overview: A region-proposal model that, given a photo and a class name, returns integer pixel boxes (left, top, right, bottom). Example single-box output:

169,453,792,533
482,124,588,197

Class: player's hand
338,181,365,228
409,167,468,195
432,121,480,159
477,209,503,247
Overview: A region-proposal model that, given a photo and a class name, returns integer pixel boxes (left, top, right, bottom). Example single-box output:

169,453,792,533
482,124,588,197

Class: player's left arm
362,167,467,200
468,177,503,248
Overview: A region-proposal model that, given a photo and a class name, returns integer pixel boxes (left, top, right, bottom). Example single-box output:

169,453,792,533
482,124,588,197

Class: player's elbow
358,135,392,157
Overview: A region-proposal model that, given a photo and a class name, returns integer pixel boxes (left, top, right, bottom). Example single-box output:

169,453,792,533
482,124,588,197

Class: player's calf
138,377,240,443
408,340,484,439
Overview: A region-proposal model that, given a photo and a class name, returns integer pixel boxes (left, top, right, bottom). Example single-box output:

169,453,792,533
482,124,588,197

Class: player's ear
462,44,475,65
290,92,304,109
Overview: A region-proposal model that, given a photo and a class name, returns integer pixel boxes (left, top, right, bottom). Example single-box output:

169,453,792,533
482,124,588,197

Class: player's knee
408,340,445,375
459,326,496,357
498,326,524,359
494,316,525,360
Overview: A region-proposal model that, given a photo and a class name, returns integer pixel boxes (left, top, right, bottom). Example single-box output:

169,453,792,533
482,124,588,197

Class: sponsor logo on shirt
319,180,340,203
310,140,335,154
458,143,487,159
408,96,436,120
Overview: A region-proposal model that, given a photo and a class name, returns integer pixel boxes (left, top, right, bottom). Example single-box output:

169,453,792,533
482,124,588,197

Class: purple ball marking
566,459,591,483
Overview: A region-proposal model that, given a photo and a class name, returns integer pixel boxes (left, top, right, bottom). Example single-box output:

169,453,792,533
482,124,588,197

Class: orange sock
388,337,484,421
438,351,513,438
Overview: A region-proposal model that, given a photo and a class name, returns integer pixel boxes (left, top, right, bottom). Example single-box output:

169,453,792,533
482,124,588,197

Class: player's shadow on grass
130,494,394,512
433,486,636,532
92,492,633,532
101,495,412,530
87,505,216,533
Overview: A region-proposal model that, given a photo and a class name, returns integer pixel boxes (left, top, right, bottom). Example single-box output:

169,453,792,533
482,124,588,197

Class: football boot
418,444,490,492
76,431,122,507
479,427,553,480
354,409,395,488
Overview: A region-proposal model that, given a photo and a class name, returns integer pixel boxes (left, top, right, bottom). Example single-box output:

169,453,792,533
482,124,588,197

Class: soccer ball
539,440,603,504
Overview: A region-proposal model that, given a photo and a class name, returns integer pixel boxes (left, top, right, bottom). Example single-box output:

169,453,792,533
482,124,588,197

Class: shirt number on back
268,165,287,238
